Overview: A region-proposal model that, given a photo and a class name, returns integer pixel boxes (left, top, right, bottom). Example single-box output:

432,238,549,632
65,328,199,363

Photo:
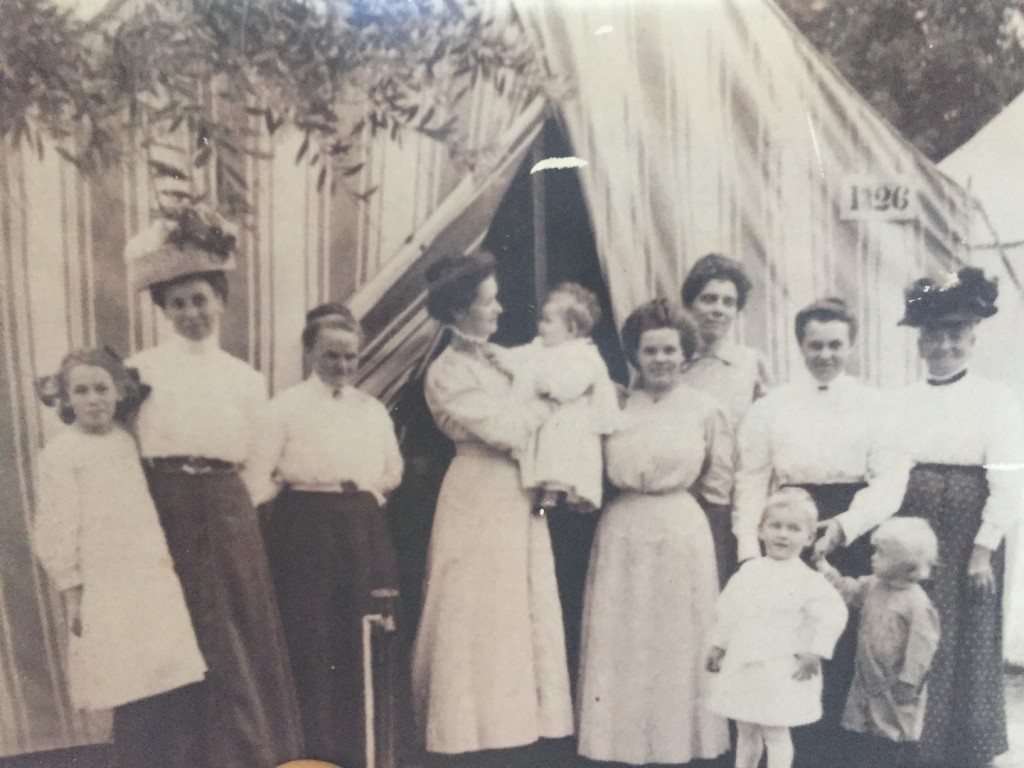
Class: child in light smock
32,348,205,764
509,282,619,515
817,517,940,768
706,487,848,768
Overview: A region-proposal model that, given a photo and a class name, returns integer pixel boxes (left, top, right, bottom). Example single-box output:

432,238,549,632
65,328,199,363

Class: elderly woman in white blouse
734,297,910,768
125,207,303,768
892,268,1024,768
261,303,403,767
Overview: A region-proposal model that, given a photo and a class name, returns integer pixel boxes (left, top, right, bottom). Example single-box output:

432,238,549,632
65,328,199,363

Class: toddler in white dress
508,282,619,515
817,517,940,768
706,487,848,768
32,349,205,731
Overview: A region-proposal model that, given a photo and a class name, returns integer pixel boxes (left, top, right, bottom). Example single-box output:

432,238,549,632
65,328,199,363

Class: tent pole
531,130,548,310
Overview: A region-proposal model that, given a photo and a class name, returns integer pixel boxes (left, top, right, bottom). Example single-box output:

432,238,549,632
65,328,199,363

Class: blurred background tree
0,0,544,211
779,0,1024,160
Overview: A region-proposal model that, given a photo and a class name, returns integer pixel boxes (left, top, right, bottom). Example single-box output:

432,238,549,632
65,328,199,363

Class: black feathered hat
898,267,998,327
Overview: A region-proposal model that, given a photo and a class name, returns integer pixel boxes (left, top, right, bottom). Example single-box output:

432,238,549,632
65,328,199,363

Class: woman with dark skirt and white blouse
892,267,1024,768
735,298,910,768
124,208,304,768
262,303,404,767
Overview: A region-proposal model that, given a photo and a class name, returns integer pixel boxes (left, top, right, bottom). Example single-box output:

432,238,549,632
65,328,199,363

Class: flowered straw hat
898,266,998,327
125,205,239,292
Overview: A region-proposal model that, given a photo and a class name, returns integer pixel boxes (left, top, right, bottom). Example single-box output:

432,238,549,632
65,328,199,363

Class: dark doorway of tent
486,120,628,382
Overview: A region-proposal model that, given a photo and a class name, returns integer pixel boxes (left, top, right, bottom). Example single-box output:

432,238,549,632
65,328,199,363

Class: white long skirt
412,442,573,753
577,489,729,765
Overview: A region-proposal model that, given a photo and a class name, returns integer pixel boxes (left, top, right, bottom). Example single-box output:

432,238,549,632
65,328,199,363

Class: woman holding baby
411,250,574,763
413,253,744,768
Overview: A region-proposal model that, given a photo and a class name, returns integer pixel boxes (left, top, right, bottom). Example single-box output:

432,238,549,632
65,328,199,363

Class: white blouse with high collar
895,371,1024,550
129,333,270,501
262,375,403,505
734,373,910,561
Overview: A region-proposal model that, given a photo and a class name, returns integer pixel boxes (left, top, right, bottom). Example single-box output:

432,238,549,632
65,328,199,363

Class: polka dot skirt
898,464,1007,768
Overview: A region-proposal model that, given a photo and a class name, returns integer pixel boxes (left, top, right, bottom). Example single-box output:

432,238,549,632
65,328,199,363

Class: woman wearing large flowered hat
893,266,1024,768
125,205,303,768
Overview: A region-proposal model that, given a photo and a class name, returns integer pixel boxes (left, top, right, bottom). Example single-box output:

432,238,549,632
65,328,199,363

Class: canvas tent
939,93,1024,666
939,92,1024,407
0,0,983,757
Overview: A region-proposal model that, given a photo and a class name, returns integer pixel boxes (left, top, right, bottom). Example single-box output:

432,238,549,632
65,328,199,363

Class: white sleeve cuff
51,570,84,594
736,536,761,563
974,521,1005,551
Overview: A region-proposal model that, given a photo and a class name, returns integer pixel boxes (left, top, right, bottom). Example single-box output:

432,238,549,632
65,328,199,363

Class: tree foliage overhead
779,0,1024,161
0,0,544,211
9,0,1023,202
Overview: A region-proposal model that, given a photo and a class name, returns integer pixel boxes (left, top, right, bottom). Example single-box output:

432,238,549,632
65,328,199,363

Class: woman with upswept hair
577,298,733,766
412,250,573,762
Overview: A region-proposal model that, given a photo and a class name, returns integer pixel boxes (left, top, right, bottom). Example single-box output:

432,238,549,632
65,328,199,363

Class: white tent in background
939,92,1024,666
941,91,1024,248
939,91,1024,404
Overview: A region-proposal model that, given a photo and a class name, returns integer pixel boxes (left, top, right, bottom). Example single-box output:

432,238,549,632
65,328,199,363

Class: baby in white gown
509,282,619,515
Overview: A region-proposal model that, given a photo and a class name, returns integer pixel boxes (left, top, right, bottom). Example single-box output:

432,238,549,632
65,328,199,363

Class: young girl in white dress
509,282,619,515
32,348,205,766
706,487,848,768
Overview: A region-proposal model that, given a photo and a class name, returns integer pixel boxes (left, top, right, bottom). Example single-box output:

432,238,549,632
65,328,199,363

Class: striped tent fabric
0,0,982,757
526,0,972,387
0,57,539,756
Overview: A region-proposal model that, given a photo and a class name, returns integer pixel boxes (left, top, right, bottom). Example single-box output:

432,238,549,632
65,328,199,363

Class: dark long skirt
113,683,203,768
545,502,598,699
898,464,1006,768
264,489,399,768
144,467,304,768
792,482,869,768
702,499,737,588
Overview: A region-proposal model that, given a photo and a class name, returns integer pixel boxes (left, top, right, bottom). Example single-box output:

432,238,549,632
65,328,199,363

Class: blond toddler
817,517,940,768
706,487,848,768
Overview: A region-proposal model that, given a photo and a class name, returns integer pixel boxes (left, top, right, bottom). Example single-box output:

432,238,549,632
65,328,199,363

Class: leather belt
144,456,241,475
287,481,361,494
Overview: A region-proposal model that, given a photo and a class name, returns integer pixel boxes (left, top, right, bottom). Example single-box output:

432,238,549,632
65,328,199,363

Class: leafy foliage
779,0,1024,160
1,0,544,212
